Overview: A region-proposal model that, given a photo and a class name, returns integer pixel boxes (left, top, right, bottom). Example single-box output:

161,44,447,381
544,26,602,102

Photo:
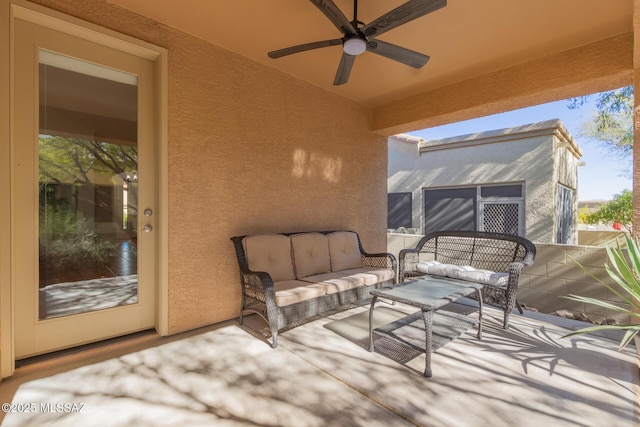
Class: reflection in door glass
38,50,139,319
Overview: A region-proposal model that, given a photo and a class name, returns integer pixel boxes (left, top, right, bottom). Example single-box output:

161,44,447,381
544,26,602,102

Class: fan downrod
342,0,367,55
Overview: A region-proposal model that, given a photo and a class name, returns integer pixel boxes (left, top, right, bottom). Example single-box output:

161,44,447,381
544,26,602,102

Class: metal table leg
476,288,483,340
368,295,378,352
421,309,433,377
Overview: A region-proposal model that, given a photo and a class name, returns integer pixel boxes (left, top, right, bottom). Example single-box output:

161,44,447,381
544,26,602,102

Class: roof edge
409,119,582,158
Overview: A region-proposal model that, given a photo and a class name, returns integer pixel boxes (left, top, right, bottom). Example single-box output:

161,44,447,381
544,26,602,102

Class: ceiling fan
268,0,447,86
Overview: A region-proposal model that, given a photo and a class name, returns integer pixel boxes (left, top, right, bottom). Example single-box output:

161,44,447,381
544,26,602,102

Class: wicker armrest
362,252,397,282
240,268,274,287
398,248,421,281
238,268,281,343
505,261,526,292
362,251,396,265
508,261,526,272
239,268,276,302
398,248,420,257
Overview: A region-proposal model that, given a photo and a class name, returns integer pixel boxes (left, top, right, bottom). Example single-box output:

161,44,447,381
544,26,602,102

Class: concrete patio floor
1,303,638,426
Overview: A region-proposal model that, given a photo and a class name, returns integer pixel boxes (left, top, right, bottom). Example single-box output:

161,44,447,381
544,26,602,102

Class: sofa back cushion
242,234,295,282
328,231,363,272
291,233,331,278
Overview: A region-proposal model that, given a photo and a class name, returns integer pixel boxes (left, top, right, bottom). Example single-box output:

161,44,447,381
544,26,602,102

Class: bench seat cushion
456,269,509,288
416,261,508,287
274,280,327,307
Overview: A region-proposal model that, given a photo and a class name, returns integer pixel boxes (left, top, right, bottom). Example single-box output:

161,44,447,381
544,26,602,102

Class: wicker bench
398,231,536,329
230,230,397,348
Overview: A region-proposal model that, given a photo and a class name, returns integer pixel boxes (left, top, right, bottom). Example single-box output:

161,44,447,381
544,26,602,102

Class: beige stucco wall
373,33,633,135
24,0,387,334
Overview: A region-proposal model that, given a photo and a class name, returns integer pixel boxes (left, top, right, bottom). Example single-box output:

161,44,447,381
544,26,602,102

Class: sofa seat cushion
337,267,395,286
300,272,363,294
273,280,327,307
302,267,394,294
291,233,331,278
243,234,295,282
328,231,363,272
416,261,508,287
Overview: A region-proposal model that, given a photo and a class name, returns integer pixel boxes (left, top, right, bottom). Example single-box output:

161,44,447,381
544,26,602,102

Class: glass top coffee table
369,276,484,378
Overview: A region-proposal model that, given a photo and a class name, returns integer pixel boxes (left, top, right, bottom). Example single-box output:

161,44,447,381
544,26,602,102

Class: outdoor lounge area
0,303,637,426
2,1,640,426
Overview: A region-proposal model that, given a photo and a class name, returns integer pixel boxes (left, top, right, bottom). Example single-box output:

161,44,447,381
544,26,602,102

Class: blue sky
407,96,632,201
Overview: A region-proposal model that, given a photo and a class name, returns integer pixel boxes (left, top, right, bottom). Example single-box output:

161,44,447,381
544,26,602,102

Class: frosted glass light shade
343,38,366,55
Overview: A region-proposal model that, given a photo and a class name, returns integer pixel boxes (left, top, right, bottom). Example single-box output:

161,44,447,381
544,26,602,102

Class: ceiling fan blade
366,39,429,68
268,39,342,59
309,0,357,35
362,0,446,38
333,52,356,86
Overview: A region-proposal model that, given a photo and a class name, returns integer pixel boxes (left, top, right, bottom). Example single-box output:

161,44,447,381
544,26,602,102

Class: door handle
143,224,153,232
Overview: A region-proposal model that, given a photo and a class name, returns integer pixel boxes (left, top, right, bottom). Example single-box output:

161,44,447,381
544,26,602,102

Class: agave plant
563,233,640,350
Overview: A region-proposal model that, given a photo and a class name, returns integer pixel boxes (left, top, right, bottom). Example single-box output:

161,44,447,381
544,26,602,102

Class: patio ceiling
106,0,632,108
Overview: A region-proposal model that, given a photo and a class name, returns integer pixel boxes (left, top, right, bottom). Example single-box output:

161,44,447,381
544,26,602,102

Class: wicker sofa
399,231,536,329
230,230,397,348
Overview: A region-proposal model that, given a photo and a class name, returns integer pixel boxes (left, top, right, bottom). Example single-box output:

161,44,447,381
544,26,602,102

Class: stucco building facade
388,120,583,243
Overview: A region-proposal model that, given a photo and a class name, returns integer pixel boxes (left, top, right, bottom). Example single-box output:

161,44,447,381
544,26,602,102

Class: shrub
39,208,117,271
563,233,640,349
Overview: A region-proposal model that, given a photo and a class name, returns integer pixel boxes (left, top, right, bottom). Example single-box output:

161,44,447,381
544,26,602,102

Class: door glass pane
38,50,139,320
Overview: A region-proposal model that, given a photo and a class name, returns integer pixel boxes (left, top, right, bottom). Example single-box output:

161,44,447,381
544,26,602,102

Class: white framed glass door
13,17,157,358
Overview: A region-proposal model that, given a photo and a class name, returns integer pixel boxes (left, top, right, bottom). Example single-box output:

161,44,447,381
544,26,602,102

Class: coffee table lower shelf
372,309,478,375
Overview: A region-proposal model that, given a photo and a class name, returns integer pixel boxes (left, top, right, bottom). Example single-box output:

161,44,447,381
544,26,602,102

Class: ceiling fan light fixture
343,38,367,56
267,0,447,85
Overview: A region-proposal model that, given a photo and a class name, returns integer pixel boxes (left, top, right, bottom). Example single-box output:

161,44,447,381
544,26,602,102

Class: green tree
38,135,139,285
39,135,138,214
568,86,633,158
39,135,138,185
582,189,633,233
